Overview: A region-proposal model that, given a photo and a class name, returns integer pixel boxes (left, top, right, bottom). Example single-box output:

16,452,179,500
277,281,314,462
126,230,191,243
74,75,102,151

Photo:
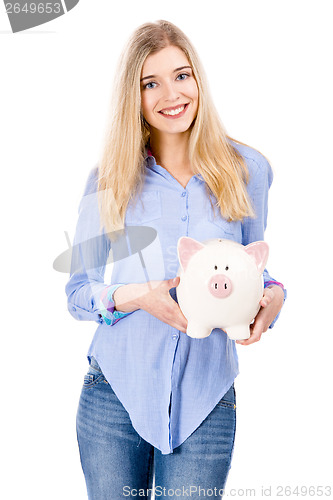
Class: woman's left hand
236,285,285,346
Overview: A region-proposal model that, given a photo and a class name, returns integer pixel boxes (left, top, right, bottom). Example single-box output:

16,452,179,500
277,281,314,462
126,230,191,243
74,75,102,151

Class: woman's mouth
158,103,189,119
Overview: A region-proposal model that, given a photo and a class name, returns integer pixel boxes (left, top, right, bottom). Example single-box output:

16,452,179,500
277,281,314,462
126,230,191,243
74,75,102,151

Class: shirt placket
180,188,189,233
168,186,190,451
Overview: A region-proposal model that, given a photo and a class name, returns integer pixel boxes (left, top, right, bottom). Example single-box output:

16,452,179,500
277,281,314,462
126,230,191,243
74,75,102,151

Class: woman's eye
144,81,157,90
176,73,190,81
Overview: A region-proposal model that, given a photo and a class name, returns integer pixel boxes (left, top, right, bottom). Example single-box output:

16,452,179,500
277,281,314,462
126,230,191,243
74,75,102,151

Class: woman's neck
149,131,192,173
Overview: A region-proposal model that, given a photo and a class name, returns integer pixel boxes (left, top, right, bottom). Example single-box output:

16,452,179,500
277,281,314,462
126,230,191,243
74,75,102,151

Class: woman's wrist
113,283,146,312
267,284,285,306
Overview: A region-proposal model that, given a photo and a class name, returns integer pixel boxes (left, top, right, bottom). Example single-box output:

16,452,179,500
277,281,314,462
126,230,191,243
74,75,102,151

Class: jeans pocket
217,384,236,410
83,360,107,388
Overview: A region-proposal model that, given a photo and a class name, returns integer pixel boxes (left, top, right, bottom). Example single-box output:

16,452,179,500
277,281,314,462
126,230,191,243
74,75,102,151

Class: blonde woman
65,20,286,499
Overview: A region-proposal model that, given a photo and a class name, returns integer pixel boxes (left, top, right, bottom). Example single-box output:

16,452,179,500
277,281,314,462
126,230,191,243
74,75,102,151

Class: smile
159,103,189,118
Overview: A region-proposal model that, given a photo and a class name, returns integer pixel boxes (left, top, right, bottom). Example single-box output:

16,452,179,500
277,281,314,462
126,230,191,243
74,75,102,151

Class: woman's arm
65,167,133,326
239,153,286,344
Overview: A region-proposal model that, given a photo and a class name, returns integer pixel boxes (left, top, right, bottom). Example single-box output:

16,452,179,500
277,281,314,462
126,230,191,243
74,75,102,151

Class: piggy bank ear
177,237,205,272
244,241,269,274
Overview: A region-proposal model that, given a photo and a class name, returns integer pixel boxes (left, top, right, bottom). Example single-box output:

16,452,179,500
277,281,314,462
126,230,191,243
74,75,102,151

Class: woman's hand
236,285,284,346
113,277,188,333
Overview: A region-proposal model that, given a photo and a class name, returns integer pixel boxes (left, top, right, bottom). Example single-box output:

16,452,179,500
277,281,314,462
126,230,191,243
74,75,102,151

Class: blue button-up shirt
65,139,286,454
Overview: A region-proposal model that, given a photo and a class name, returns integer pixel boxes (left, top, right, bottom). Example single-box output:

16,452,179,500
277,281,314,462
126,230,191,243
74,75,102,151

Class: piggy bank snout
208,274,232,298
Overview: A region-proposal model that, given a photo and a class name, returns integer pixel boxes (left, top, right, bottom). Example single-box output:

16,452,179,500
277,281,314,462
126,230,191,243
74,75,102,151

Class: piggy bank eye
225,266,229,271
214,265,218,270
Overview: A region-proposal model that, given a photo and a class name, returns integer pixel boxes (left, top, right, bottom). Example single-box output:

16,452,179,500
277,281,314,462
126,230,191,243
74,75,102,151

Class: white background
1,0,332,498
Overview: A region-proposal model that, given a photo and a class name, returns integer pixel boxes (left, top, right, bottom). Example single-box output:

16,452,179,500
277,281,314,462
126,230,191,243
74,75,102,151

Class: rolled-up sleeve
65,166,132,326
242,155,287,328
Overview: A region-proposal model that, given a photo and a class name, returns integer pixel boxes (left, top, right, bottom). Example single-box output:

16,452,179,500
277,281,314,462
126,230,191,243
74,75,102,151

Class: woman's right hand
113,277,188,333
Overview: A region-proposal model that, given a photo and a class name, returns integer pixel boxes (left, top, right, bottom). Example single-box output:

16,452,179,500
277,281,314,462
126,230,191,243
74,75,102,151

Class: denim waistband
89,355,102,372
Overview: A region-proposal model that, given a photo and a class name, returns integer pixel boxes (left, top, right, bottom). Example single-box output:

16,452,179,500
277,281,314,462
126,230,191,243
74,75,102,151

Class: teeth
161,105,185,116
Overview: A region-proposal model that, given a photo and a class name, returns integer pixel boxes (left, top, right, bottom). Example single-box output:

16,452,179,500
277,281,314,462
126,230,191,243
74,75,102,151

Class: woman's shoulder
227,137,273,183
82,164,99,196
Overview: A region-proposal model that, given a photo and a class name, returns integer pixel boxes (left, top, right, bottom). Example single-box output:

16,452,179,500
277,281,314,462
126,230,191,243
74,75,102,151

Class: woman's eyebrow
140,65,192,82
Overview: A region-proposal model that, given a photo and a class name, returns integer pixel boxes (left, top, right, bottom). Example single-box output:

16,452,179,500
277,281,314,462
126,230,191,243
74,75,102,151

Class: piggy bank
175,237,269,340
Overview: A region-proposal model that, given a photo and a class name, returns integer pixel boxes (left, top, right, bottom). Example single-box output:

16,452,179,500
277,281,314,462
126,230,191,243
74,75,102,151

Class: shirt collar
144,143,203,181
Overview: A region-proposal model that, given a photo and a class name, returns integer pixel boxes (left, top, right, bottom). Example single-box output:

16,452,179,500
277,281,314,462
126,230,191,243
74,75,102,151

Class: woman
65,20,286,499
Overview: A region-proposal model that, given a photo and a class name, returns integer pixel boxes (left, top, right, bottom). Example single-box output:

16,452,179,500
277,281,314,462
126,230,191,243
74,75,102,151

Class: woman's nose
163,81,180,101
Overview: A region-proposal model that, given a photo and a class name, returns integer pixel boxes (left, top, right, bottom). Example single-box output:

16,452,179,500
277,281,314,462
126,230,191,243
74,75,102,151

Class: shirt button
181,191,186,197
172,334,178,340
72,306,76,312
181,215,187,221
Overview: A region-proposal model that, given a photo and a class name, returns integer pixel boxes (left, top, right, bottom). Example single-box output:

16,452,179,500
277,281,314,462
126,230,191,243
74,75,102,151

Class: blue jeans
76,356,236,499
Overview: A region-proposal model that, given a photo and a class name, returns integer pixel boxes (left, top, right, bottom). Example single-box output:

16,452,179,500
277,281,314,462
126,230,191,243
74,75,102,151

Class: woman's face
140,45,199,137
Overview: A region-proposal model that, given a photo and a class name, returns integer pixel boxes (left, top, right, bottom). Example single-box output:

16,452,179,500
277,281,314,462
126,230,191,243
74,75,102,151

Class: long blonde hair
98,20,259,240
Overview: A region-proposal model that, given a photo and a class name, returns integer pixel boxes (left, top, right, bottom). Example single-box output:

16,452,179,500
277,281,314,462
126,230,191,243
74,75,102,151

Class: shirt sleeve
64,166,133,326
241,154,287,329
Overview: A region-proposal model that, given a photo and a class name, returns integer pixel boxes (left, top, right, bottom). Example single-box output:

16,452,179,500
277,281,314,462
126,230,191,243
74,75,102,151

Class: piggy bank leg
186,322,212,339
225,325,251,341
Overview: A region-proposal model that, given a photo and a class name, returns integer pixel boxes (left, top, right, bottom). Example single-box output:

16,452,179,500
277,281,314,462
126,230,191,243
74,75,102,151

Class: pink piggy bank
176,237,269,340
